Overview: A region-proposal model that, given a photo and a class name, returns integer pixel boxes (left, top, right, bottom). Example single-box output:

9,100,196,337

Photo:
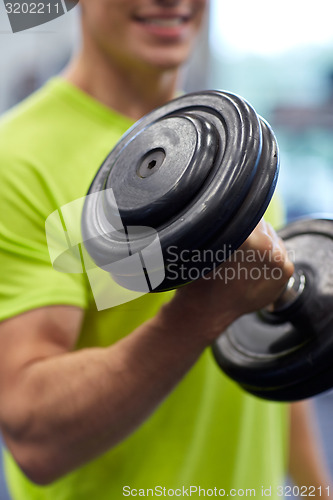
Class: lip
132,9,193,39
133,8,193,21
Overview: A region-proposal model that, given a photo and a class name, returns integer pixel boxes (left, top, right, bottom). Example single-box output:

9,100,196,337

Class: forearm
2,301,223,485
0,220,293,485
289,401,331,498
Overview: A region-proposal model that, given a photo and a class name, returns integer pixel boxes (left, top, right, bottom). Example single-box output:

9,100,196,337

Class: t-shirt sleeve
0,152,89,322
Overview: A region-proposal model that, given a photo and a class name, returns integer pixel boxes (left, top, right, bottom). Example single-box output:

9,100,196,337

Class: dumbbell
81,90,333,402
213,217,333,401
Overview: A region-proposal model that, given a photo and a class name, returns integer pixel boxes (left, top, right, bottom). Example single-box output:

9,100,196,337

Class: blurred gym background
1,1,333,497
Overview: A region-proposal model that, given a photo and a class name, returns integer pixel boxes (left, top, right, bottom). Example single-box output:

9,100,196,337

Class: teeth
145,18,185,27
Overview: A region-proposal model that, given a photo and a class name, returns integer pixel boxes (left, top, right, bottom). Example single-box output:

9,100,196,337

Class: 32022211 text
5,2,61,14
277,486,330,497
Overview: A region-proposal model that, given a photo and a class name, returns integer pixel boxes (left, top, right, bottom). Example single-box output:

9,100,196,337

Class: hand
168,219,294,343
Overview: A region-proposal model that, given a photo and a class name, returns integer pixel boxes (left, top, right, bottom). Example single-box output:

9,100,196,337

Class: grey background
4,0,65,33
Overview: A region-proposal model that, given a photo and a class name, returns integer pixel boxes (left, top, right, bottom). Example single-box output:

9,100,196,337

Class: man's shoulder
1,81,57,126
0,78,133,164
0,81,63,157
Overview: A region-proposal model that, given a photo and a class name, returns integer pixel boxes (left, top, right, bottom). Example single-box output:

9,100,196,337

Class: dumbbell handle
263,267,306,316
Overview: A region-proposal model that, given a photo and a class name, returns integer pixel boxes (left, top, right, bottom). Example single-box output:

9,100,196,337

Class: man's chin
147,56,189,72
140,46,192,72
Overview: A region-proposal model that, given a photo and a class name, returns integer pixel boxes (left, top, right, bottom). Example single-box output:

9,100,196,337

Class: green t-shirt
0,78,288,500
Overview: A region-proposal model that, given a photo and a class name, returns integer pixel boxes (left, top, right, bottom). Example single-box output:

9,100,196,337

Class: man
0,1,330,499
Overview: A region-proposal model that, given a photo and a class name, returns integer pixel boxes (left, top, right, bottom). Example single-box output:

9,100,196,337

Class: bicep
0,305,84,408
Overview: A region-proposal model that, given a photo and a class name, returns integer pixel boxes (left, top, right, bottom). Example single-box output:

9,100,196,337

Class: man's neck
64,49,180,121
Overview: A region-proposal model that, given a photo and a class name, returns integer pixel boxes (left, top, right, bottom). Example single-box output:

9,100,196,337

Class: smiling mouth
135,16,191,28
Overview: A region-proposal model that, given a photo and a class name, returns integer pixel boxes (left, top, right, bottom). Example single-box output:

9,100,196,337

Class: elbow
1,406,66,485
18,453,60,486
3,436,65,486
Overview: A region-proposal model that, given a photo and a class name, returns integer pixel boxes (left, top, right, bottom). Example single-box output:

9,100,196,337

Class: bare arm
0,304,217,485
0,220,293,485
289,401,331,499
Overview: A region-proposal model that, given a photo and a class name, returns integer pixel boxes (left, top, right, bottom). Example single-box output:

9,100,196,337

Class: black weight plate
106,114,219,228
213,217,333,401
82,90,279,291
